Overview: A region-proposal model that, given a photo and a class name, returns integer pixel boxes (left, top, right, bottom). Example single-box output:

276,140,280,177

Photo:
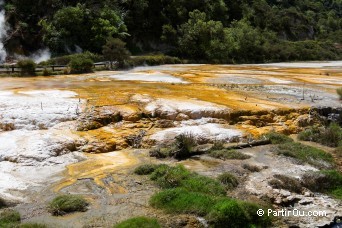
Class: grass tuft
298,123,342,147
134,164,160,175
217,173,239,190
114,217,160,228
209,149,251,160
274,142,334,169
337,88,342,100
268,174,302,193
0,209,21,227
48,195,88,216
263,132,293,144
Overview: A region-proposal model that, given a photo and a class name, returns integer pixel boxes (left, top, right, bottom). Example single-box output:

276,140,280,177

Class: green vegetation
302,170,342,200
126,55,182,68
217,172,239,190
148,165,272,227
114,217,160,228
298,123,342,147
263,132,293,144
68,56,94,74
17,59,36,76
0,209,20,227
48,195,89,216
3,0,341,64
0,197,7,209
150,165,226,196
268,174,302,193
242,163,262,172
134,164,160,175
337,88,342,100
102,38,130,69
274,142,334,169
208,149,251,160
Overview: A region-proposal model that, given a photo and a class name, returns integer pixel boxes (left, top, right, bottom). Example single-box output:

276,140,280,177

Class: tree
102,38,130,69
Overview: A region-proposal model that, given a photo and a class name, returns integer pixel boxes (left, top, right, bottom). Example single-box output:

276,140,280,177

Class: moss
217,173,239,190
274,142,334,169
114,217,160,228
48,195,89,216
209,149,251,160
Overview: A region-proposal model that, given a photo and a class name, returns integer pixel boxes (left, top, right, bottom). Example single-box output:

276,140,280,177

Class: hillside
1,0,342,63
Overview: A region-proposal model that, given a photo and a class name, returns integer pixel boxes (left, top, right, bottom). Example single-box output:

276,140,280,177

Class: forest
2,0,342,63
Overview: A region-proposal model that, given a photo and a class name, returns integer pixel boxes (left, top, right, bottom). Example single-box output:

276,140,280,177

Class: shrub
150,165,225,195
69,56,94,74
274,142,334,169
263,132,293,144
42,68,52,76
150,188,216,215
114,217,160,228
150,165,192,189
48,195,88,215
268,174,302,193
209,149,251,160
0,209,20,226
17,59,36,76
298,123,342,147
217,173,239,190
212,140,225,150
302,170,342,195
242,164,262,172
337,88,342,100
134,164,159,175
173,133,197,159
45,51,102,65
0,197,7,209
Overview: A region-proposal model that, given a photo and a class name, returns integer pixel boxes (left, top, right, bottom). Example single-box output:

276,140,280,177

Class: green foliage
217,173,239,190
208,149,251,160
268,174,302,193
274,142,334,169
302,170,342,199
263,132,293,144
0,209,20,227
68,56,94,74
126,55,182,68
45,52,102,65
173,133,197,159
17,59,36,76
102,38,130,68
337,88,342,100
48,195,88,215
150,165,225,196
134,164,159,175
207,200,272,228
298,123,342,147
150,188,217,215
114,217,160,228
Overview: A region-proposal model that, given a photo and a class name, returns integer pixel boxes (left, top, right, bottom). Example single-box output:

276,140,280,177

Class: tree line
3,0,342,63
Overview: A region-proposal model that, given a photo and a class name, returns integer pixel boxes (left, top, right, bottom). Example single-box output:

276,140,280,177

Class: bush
298,123,342,147
45,51,102,65
242,164,262,172
134,164,159,175
337,88,342,100
69,56,94,74
17,59,36,76
274,142,334,169
0,209,21,227
150,188,216,215
268,174,302,193
48,195,88,215
150,165,225,195
173,133,197,159
114,217,160,228
302,170,342,197
217,173,239,190
263,132,293,144
209,149,251,160
42,68,52,76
